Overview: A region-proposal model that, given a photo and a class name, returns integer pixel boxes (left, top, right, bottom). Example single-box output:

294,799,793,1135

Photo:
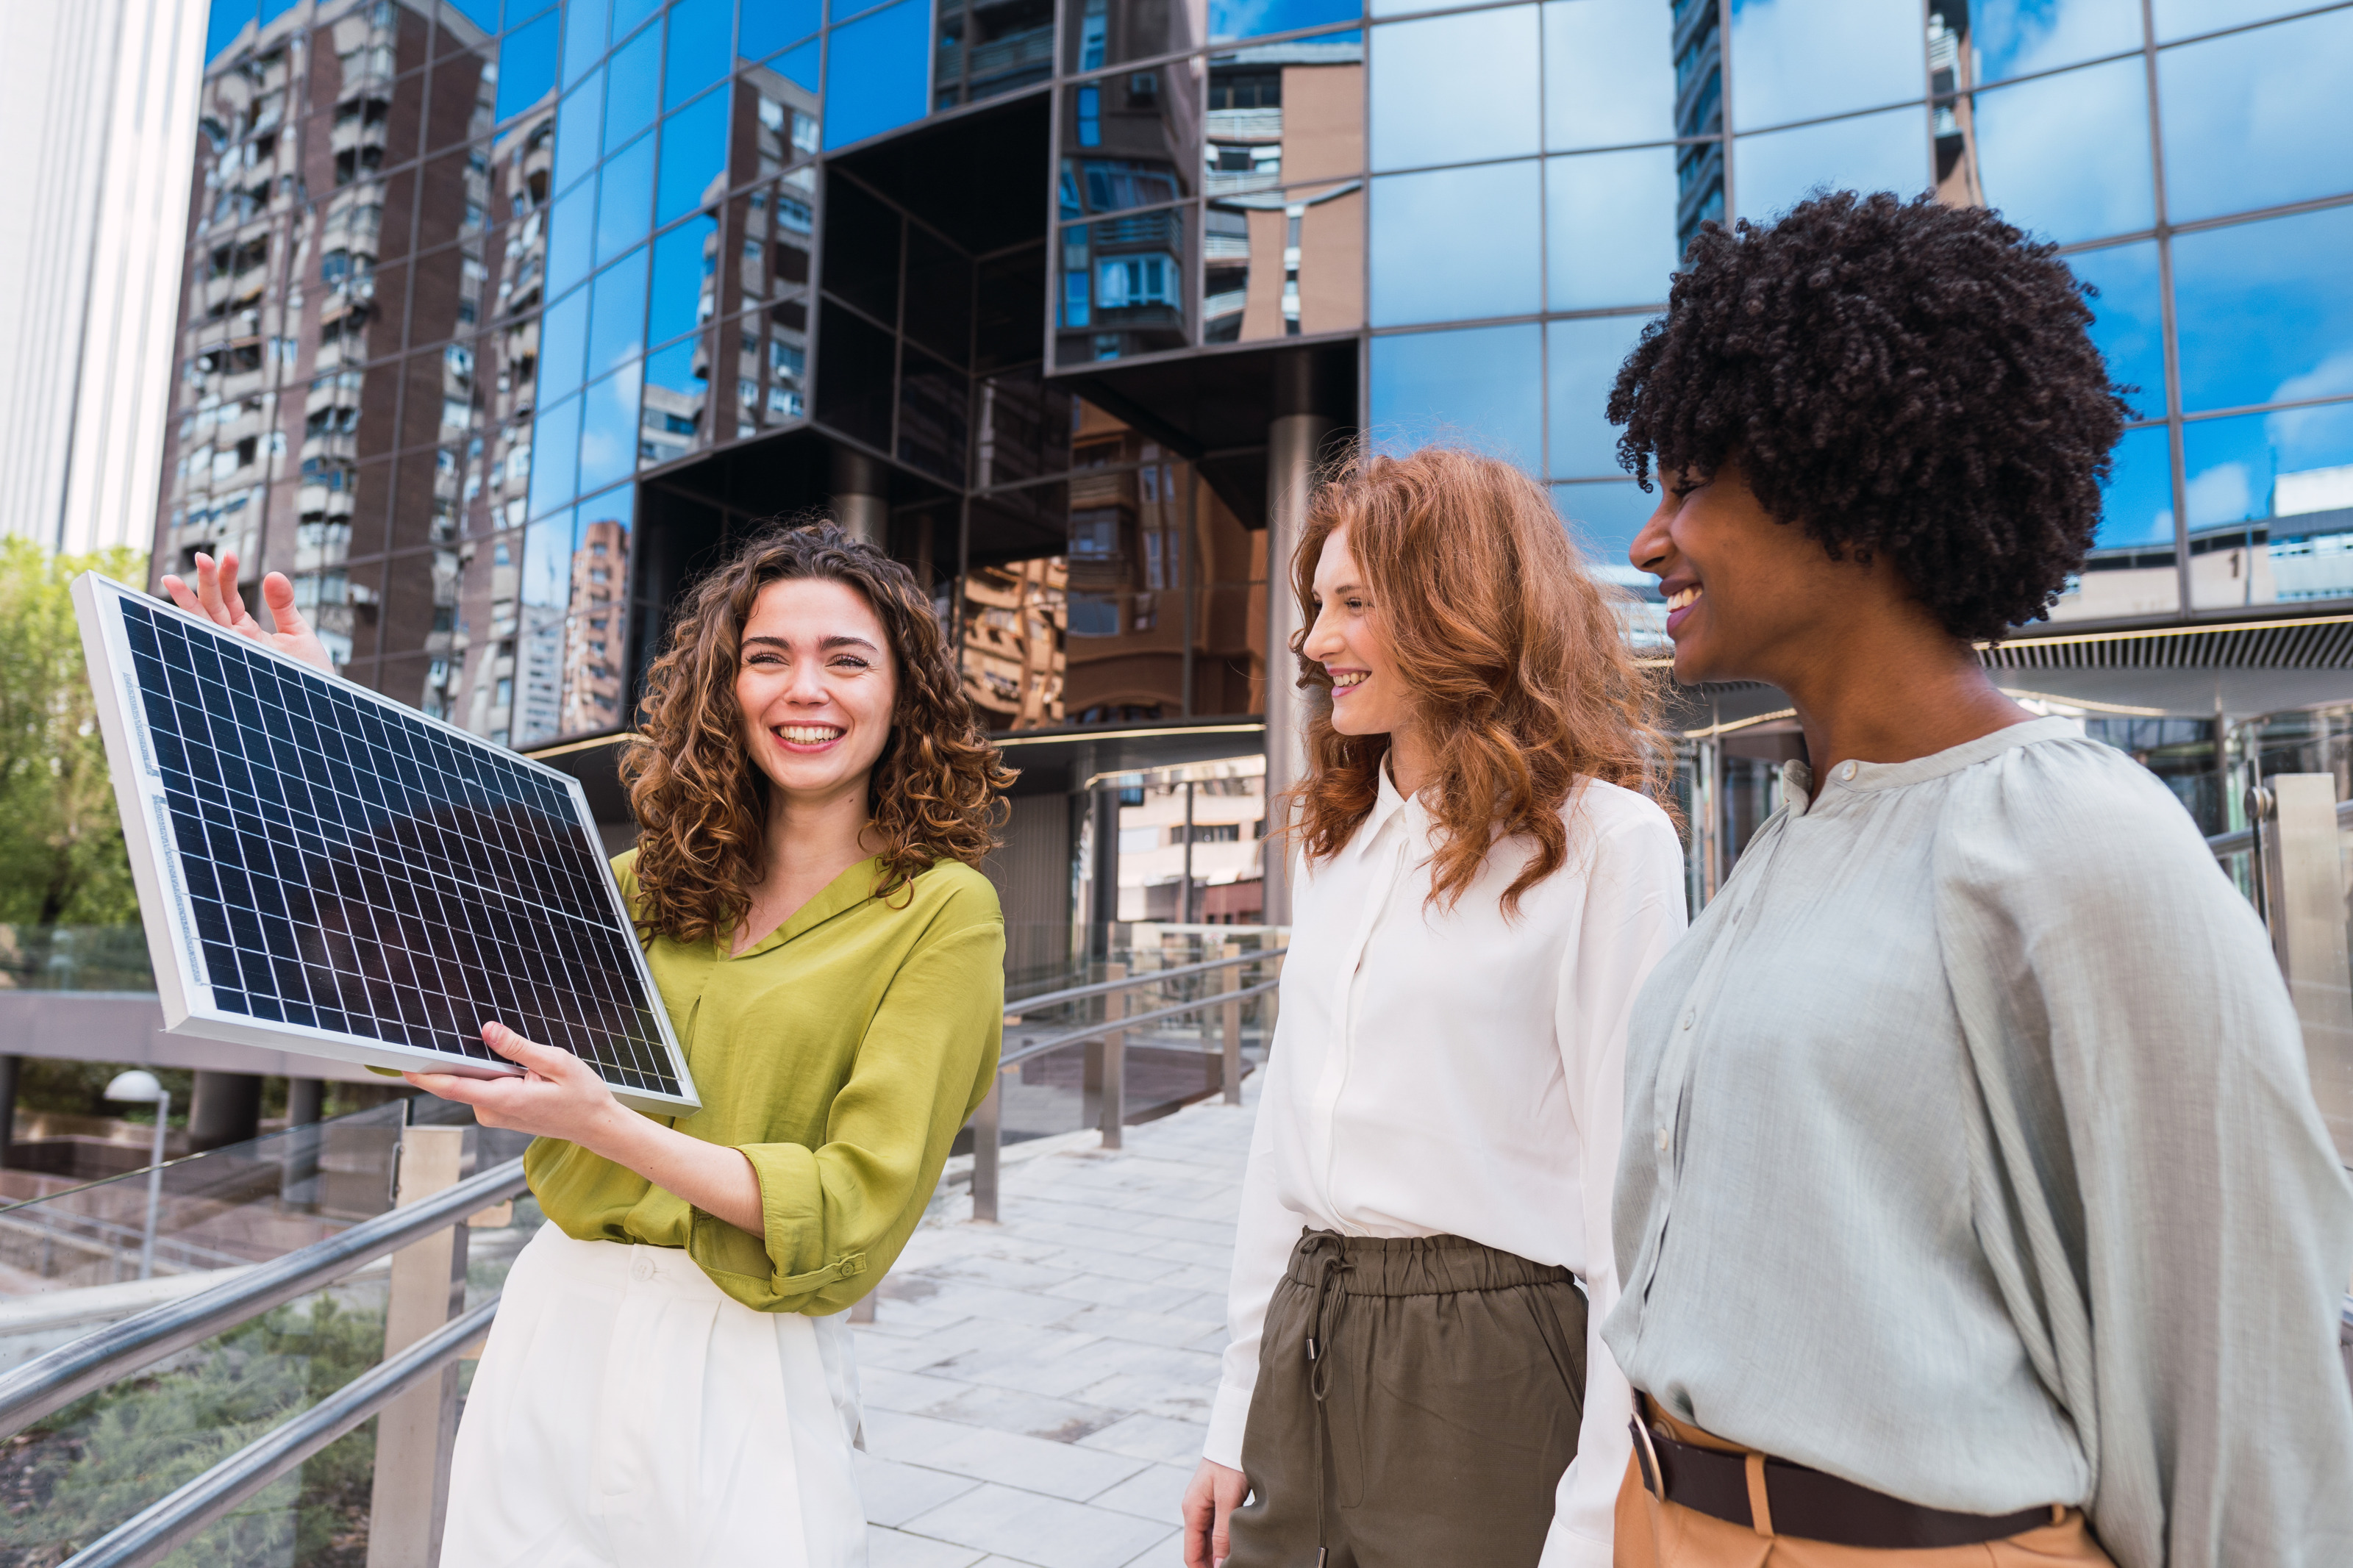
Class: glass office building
165,0,2353,923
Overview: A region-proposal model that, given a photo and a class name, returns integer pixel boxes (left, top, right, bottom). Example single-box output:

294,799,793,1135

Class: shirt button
631,1258,652,1282
1655,1127,1670,1153
1841,761,1858,781
1680,1010,1694,1030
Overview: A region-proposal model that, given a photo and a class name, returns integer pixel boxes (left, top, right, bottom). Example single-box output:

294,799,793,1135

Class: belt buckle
1628,1414,1668,1499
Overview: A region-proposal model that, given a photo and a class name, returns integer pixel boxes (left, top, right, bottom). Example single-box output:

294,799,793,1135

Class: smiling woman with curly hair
424,521,1010,1567
1598,193,2353,1568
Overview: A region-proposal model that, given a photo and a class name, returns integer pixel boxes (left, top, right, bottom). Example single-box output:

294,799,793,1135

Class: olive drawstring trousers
1224,1230,1590,1568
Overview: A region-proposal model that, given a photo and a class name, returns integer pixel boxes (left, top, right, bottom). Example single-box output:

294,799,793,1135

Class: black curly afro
1607,191,2132,642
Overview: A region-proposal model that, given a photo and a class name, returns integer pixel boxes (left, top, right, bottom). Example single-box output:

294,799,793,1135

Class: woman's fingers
259,571,310,637
481,1022,576,1078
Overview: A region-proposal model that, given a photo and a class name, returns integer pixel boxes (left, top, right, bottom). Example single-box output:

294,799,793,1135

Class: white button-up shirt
1207,765,1687,1567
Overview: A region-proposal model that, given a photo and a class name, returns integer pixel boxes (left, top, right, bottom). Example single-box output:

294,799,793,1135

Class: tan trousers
1613,1403,2115,1568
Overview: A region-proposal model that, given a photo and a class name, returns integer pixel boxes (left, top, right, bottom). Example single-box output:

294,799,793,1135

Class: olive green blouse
522,849,1004,1315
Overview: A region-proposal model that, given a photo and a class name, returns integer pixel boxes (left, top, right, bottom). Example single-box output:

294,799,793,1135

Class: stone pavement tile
857,1364,986,1415
1150,1290,1228,1324
1085,1461,1194,1523
855,1453,983,1527
903,1250,1076,1293
910,1278,1096,1328
857,1295,984,1339
1179,1325,1228,1355
860,1317,1078,1375
1055,1303,1230,1349
1146,1264,1233,1295
901,1482,1171,1568
1028,1248,1194,1286
903,1420,1149,1501
1136,1237,1233,1270
866,1407,1004,1467
1118,1213,1244,1247
935,1331,1221,1402
1041,1272,1205,1312
867,1523,988,1568
1075,1413,1212,1466
1115,1531,1186,1568
901,1380,1129,1444
1065,1370,1221,1425
1007,1219,1172,1258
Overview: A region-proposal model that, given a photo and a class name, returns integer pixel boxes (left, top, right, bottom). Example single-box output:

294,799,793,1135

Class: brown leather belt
1629,1416,2057,1550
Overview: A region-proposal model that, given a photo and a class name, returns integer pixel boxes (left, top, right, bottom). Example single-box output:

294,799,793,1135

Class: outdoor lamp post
104,1070,170,1280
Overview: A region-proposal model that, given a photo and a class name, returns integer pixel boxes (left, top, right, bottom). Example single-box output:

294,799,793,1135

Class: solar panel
74,573,699,1115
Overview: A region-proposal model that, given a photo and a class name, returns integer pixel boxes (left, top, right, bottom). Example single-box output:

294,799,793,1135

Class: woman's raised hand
160,549,338,676
405,1023,630,1148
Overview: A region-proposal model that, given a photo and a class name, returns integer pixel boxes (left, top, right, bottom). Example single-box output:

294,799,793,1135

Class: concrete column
287,1077,325,1126
830,446,888,550
188,1070,263,1153
0,1053,18,1169
1088,781,1121,967
1262,354,1337,928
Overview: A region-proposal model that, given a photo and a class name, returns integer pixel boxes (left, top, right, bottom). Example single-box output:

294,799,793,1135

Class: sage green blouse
522,849,1004,1315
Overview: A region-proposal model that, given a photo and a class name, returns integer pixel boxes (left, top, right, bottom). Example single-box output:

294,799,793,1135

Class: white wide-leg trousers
440,1223,868,1568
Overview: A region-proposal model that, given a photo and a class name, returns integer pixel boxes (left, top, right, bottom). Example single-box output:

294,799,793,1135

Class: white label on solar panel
73,572,699,1116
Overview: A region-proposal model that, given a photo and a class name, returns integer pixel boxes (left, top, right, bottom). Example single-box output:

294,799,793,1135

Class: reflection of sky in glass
2184,405,2353,528
1543,0,1676,151
774,39,821,93
208,2,255,65
1211,0,1360,43
1370,7,1542,170
1549,314,1651,477
2068,240,2165,419
2173,204,2353,415
499,10,563,123
825,0,932,148
666,0,735,109
2097,424,2174,547
1729,0,1924,131
603,21,663,155
741,0,824,60
1733,106,1929,221
578,371,643,495
648,219,715,347
554,73,603,197
1968,0,2142,84
521,510,574,616
2157,10,2353,224
548,182,596,297
615,0,666,37
2152,0,2312,43
643,338,709,406
562,0,606,90
1970,56,2152,246
655,89,732,228
1549,148,1679,311
528,396,582,521
596,133,657,261
1370,324,1543,471
589,248,650,380
539,286,590,406
1370,162,1542,326
1553,480,1654,562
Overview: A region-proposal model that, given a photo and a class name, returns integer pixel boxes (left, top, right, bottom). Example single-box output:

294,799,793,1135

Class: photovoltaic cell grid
116,597,681,1097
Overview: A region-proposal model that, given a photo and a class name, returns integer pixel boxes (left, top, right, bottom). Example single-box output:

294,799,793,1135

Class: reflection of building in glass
151,0,2353,945
1202,40,1364,343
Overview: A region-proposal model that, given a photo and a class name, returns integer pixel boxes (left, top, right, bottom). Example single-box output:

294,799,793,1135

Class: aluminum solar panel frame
73,573,699,1115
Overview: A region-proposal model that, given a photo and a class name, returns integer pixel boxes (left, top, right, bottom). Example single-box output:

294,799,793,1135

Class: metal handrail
2206,795,2353,859
1002,977,1282,1068
0,1157,528,1439
1007,946,1288,1017
57,1295,500,1568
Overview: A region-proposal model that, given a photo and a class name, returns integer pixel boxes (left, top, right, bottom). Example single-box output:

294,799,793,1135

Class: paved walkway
851,1084,1257,1568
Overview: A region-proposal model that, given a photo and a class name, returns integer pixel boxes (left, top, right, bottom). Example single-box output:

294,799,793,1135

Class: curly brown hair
1284,448,1678,916
1607,191,2130,641
621,521,1013,946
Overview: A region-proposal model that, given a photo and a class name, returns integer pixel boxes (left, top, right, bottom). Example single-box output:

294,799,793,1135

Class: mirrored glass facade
162,0,2353,770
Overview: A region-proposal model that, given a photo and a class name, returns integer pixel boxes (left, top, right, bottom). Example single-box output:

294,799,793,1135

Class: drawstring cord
1304,1247,1352,1567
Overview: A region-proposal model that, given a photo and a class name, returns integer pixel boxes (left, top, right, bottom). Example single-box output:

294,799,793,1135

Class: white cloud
2185,459,2253,526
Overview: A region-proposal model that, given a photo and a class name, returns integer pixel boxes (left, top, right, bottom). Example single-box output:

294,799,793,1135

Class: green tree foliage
0,1292,385,1568
0,539,147,928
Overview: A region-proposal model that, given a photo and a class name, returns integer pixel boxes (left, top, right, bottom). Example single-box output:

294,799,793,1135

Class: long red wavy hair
1283,448,1677,914
622,522,1014,946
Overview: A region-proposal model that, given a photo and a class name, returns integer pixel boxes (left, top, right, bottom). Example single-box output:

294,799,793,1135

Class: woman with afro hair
1599,192,2353,1567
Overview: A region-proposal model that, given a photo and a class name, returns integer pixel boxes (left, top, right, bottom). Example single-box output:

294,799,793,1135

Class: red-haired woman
163,523,1013,1567
1179,449,1688,1568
